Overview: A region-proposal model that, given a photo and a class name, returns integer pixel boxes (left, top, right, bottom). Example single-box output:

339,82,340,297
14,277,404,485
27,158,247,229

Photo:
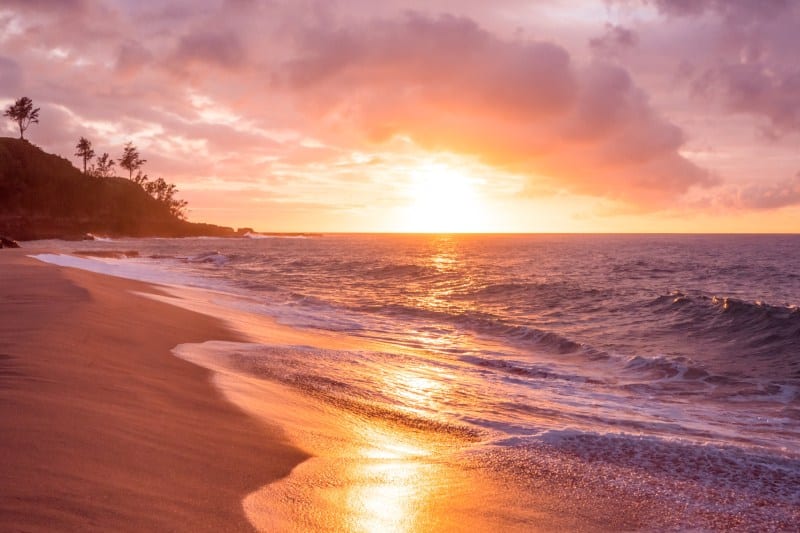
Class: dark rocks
0,236,21,248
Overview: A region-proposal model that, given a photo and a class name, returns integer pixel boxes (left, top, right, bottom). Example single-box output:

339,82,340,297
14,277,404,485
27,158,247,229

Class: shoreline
5,246,797,531
2,250,626,532
0,250,308,531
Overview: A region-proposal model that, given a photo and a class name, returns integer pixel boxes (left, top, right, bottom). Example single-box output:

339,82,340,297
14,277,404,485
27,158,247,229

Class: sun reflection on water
410,238,479,332
430,252,457,272
391,374,443,409
377,365,457,419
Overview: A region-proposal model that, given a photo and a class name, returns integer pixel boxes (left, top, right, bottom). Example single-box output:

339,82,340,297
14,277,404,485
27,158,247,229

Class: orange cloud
280,12,715,206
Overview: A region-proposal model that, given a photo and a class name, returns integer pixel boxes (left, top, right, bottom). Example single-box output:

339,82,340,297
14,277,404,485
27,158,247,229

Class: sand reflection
345,427,435,532
383,368,451,415
169,296,482,532
239,397,447,532
212,358,455,532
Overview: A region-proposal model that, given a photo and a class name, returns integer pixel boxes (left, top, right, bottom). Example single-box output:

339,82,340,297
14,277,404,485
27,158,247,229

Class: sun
399,163,488,233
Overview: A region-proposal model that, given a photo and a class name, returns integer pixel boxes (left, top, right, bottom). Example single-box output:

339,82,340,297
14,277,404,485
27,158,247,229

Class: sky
1,0,799,232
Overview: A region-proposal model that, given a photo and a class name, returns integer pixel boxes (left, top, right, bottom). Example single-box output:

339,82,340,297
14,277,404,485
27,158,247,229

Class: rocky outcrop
0,236,20,248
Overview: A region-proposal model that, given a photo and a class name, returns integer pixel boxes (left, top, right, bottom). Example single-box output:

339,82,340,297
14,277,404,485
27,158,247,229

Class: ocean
30,234,800,529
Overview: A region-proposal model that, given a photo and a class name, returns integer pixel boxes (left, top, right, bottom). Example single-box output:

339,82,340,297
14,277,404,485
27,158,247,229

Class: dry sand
0,250,308,532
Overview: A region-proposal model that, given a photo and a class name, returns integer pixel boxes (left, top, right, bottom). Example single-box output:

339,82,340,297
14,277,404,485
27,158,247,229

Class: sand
0,250,308,532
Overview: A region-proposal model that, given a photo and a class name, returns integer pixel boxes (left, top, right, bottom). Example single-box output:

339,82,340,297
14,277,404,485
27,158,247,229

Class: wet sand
0,251,308,531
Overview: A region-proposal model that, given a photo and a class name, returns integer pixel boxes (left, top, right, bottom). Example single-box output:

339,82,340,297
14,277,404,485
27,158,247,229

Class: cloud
630,0,800,136
694,64,800,136
280,12,712,205
0,0,87,13
736,173,800,210
115,41,153,77
4,0,797,229
646,0,790,19
589,23,638,57
171,30,246,70
0,56,22,93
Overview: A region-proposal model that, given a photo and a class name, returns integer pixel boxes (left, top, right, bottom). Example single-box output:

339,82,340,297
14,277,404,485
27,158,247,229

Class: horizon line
245,231,800,236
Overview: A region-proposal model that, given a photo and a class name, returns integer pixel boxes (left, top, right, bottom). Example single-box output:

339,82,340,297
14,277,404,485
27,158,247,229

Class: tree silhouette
90,152,116,178
143,176,188,219
3,97,40,140
74,137,95,174
132,170,149,186
118,141,146,179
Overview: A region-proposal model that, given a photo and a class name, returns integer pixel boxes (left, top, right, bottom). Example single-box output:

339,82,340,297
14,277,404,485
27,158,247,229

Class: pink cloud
115,41,153,77
632,0,800,136
0,57,22,93
1,0,87,12
3,0,799,229
589,23,638,58
280,12,713,205
170,30,246,70
645,0,790,19
736,173,800,210
693,62,800,138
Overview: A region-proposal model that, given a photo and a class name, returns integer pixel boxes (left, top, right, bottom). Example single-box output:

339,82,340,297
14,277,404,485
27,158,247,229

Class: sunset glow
4,2,800,530
2,1,799,232
400,163,489,233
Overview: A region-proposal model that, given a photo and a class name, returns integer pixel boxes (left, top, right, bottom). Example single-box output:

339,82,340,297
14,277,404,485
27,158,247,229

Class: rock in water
0,236,21,248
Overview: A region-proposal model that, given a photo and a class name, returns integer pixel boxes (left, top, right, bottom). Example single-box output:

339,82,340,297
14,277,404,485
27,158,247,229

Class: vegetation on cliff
0,137,236,240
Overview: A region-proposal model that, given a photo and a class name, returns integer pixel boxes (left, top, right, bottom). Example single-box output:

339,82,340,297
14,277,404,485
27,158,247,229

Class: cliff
0,138,236,240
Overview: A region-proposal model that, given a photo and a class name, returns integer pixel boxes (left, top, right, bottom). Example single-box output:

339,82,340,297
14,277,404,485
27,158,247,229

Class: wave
461,347,795,403
460,355,603,384
344,300,595,356
186,251,230,267
85,234,115,242
616,352,798,403
243,232,270,239
622,354,709,381
488,429,800,510
365,263,439,279
649,292,800,374
653,291,800,322
197,344,482,441
243,232,314,239
463,280,608,312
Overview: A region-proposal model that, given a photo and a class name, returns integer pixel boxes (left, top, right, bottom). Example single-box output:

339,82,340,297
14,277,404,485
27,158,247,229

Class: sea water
31,234,800,529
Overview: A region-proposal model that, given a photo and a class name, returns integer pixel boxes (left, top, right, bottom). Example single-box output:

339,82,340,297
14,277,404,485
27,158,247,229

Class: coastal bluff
0,137,238,240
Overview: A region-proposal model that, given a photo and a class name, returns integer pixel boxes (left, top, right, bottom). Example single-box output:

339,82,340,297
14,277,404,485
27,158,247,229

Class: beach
0,251,307,531
0,247,648,533
0,250,581,532
3,237,799,532
5,0,800,529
